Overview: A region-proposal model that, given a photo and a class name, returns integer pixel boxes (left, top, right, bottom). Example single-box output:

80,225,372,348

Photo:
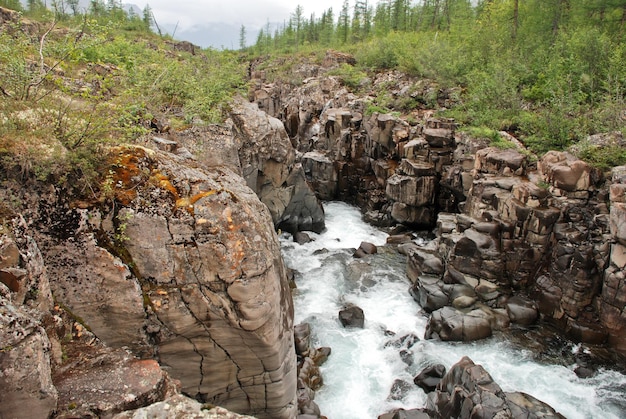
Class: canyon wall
1,97,324,417
251,53,626,353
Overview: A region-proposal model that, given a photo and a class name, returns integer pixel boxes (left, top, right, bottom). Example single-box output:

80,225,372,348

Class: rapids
280,202,626,419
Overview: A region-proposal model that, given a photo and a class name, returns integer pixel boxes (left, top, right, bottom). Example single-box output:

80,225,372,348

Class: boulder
414,364,447,393
388,379,413,401
425,306,492,342
474,147,527,176
427,357,563,419
54,348,171,418
339,304,365,328
410,276,450,313
539,151,593,193
505,296,538,326
354,241,378,258
294,231,313,245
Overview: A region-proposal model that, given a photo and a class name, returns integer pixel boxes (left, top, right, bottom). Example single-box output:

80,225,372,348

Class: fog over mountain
26,0,353,49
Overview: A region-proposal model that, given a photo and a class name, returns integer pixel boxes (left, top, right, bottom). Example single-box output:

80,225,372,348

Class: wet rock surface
427,357,564,419
339,304,366,328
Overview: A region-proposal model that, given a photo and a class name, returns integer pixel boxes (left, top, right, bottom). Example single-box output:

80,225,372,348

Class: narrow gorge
1,44,625,419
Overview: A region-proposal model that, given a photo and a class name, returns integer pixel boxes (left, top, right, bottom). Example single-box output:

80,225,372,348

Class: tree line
0,0,155,32
250,0,625,165
253,0,626,53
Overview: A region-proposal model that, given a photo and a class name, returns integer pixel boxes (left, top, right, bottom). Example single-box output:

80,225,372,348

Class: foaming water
280,202,626,419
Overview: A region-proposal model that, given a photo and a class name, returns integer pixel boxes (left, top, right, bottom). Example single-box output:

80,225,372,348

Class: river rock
388,379,413,401
414,364,446,393
427,357,564,419
294,231,313,244
339,304,365,328
425,306,493,342
505,295,539,326
354,241,378,258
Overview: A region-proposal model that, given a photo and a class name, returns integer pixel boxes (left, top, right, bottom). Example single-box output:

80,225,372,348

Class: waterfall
280,202,626,419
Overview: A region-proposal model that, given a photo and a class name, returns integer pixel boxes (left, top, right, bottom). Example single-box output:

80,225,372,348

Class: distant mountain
17,1,262,50
163,21,260,50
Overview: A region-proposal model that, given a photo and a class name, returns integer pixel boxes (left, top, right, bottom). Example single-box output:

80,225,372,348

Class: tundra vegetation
0,0,248,194
0,0,625,192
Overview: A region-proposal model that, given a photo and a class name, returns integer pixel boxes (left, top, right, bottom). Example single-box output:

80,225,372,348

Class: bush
327,63,368,91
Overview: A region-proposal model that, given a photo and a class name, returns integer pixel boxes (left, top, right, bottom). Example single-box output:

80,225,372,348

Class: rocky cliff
250,52,626,356
0,95,325,416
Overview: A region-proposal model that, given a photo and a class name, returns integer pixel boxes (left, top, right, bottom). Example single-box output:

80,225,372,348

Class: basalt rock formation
380,356,564,419
251,52,625,355
230,98,325,234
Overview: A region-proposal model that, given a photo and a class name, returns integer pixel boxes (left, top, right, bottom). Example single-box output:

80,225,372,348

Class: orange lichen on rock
175,189,218,215
150,170,180,200
104,147,151,205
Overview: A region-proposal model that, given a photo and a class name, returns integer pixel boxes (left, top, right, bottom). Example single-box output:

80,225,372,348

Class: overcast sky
127,0,368,48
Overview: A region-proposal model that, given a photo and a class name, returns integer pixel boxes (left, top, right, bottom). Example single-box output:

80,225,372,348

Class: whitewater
280,202,626,419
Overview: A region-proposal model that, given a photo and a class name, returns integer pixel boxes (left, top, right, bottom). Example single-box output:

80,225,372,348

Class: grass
0,14,247,194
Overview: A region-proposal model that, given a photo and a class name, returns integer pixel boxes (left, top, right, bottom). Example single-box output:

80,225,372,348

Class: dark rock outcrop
339,304,365,328
414,364,446,393
426,357,564,419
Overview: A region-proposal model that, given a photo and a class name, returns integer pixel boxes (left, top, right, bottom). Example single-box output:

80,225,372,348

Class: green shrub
573,141,626,172
328,63,368,91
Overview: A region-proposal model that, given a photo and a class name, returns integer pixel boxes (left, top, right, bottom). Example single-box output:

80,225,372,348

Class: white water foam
281,202,626,419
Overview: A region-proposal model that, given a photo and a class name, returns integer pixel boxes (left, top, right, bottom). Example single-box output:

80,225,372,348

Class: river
279,202,626,419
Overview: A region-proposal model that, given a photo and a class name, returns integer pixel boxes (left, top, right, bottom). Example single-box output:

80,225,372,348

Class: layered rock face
602,166,626,352
252,59,459,228
32,146,297,418
0,217,58,419
230,98,325,234
404,146,626,349
251,54,624,352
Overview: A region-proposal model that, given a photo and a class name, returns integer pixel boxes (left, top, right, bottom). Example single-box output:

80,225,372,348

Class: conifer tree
239,25,246,50
319,8,334,45
142,4,153,31
337,0,350,44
